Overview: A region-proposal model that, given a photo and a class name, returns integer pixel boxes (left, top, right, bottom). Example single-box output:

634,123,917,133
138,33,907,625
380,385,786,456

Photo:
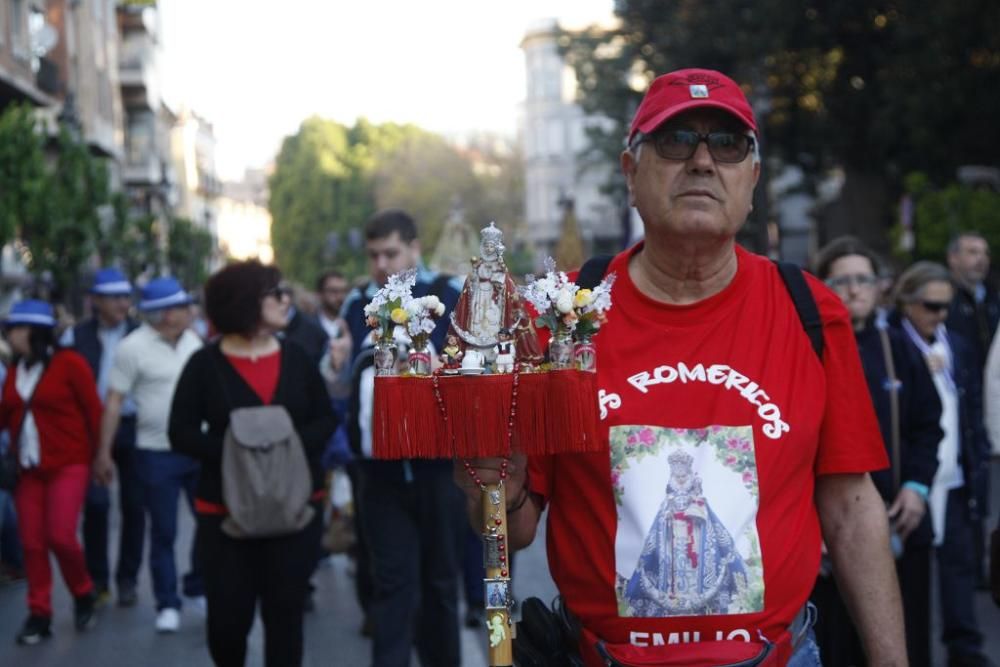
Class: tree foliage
167,216,214,289
561,0,1000,248
0,105,48,249
269,118,524,286
900,172,1000,262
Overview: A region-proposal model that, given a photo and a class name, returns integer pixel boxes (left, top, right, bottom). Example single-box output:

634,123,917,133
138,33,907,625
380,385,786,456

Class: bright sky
159,1,614,181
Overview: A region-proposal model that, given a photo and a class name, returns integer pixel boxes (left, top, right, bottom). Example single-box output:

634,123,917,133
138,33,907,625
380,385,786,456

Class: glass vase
548,330,574,369
574,335,596,372
373,336,398,376
407,341,432,376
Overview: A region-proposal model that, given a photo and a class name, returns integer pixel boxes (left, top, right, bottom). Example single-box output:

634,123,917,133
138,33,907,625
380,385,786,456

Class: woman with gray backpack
168,261,337,667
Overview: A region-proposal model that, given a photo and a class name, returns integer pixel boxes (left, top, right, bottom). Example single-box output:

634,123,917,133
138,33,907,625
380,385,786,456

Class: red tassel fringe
373,371,602,459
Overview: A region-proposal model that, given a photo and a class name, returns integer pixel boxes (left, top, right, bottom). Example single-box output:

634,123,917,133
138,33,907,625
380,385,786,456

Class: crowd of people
0,65,996,667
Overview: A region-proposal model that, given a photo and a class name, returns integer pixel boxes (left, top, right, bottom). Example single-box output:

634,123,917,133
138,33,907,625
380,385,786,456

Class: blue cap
5,299,56,328
91,268,133,296
139,277,193,312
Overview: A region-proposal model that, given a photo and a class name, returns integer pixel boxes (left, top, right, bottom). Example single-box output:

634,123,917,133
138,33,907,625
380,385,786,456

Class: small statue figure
449,222,543,366
440,334,464,374
493,327,516,374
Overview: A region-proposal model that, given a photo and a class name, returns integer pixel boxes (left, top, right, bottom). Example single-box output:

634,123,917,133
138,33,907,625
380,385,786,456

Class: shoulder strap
773,260,824,360
877,327,902,494
13,360,50,449
575,255,614,290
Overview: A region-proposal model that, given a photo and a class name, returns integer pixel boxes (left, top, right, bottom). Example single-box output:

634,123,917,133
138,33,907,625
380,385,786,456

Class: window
11,0,27,59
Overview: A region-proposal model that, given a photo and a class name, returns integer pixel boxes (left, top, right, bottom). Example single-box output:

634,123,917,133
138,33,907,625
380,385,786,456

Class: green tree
0,105,48,251
167,217,214,289
561,0,1000,251
269,118,515,286
97,193,161,279
899,172,1000,262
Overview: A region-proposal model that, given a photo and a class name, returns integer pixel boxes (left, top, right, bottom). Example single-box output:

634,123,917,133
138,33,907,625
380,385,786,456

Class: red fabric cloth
15,464,93,616
528,243,888,660
225,349,281,404
0,350,102,471
373,371,602,458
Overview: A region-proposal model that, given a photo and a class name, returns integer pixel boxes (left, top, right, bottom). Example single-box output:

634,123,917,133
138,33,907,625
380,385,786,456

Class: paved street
0,469,997,666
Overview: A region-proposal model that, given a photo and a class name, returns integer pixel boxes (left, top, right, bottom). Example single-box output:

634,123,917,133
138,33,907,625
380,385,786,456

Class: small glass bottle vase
574,335,596,372
407,341,432,376
373,336,398,376
548,330,574,369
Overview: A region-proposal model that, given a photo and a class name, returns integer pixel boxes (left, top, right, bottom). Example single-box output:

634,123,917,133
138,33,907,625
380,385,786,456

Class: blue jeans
135,449,202,610
787,630,822,666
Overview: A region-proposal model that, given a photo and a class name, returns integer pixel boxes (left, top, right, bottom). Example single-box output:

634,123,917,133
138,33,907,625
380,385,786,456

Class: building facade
520,19,621,263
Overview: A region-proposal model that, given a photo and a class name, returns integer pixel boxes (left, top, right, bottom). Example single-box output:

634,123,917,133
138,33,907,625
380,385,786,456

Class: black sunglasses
918,300,950,313
263,285,292,300
633,128,755,164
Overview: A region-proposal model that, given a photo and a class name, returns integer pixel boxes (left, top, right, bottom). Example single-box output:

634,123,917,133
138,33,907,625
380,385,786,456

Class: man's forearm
97,398,123,460
818,474,907,666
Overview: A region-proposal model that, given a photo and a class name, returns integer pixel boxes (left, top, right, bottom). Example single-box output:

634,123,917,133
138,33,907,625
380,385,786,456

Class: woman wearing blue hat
0,299,104,644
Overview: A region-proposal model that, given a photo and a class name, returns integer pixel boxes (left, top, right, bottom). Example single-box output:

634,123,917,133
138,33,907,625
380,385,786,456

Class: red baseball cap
628,68,757,144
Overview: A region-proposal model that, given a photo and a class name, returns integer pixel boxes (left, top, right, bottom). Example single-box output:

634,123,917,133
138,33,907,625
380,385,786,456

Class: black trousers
197,507,320,667
361,462,460,667
810,541,932,666
937,488,983,659
82,418,144,590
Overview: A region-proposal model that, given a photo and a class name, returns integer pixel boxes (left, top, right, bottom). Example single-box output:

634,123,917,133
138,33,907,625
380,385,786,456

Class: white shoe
155,608,180,633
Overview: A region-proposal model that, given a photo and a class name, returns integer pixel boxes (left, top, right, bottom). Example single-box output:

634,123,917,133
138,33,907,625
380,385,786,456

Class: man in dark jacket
60,268,142,607
946,232,1000,372
945,231,998,589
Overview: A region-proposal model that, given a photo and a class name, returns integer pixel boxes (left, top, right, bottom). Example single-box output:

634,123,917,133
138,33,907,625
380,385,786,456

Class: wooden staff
481,483,513,667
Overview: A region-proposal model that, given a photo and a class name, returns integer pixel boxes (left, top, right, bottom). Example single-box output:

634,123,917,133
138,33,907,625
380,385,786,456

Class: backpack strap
773,260,824,360
575,255,614,290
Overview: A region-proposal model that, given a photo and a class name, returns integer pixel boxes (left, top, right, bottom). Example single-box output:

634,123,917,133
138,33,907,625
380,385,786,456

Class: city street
0,470,997,666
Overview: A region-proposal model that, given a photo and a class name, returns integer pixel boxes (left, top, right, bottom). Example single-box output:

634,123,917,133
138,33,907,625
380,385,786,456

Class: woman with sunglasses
0,300,103,644
892,261,991,666
168,261,336,667
810,239,943,666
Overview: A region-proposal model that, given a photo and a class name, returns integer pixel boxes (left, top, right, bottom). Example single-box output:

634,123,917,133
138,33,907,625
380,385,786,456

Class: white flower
404,298,423,316
555,291,573,314
434,303,445,317
421,295,441,310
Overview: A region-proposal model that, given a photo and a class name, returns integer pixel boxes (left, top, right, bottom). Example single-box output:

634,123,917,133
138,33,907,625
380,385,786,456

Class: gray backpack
218,372,315,538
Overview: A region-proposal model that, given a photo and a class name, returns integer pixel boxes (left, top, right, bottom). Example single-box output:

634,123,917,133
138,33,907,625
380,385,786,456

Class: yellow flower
574,289,594,308
390,307,409,324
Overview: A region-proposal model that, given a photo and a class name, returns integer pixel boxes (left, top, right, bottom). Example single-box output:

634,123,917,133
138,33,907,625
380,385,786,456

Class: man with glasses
458,68,906,665
812,238,943,666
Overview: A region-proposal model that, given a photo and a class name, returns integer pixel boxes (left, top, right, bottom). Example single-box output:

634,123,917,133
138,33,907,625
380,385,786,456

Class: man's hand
453,452,540,550
887,486,926,540
92,453,115,486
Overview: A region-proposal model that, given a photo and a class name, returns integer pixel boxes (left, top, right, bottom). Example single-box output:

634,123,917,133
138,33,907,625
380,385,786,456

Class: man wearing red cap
459,69,906,665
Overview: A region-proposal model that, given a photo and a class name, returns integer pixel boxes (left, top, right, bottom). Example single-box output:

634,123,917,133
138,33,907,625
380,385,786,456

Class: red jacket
0,350,102,471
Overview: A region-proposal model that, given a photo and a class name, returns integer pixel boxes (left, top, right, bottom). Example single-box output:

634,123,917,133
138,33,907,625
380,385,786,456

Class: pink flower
725,455,737,465
627,434,637,445
740,440,751,452
711,425,722,433
742,471,754,484
610,470,621,486
727,438,740,450
638,428,655,445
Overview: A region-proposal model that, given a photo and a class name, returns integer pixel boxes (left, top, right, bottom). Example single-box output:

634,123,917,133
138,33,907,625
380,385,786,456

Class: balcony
123,154,160,186
119,36,159,110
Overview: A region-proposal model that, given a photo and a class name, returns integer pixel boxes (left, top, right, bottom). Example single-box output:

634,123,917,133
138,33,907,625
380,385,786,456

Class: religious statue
622,450,750,617
449,222,543,366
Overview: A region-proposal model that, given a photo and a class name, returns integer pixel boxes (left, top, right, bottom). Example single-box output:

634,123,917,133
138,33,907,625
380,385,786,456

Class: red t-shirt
529,243,887,653
225,349,280,404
